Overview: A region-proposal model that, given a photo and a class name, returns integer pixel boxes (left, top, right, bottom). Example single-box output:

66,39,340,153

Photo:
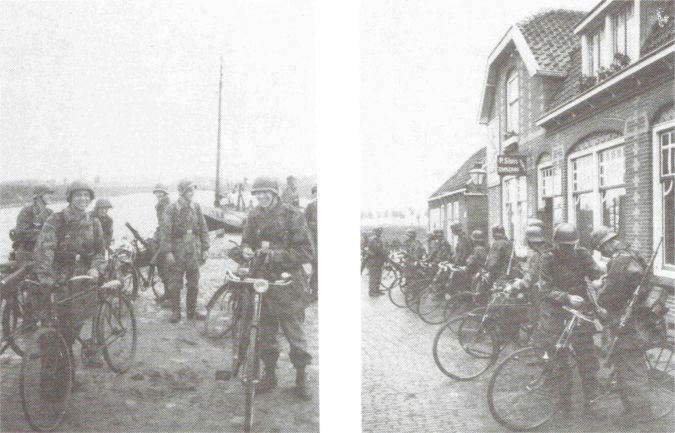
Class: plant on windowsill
578,75,597,93
613,53,631,68
503,130,518,140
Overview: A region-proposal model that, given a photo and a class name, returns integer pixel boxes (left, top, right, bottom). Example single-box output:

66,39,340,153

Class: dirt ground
0,235,319,433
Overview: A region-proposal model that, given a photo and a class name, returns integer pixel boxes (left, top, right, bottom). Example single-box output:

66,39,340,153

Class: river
0,190,217,258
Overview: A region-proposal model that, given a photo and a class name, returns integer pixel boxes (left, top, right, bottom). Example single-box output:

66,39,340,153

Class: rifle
125,222,150,250
605,238,663,360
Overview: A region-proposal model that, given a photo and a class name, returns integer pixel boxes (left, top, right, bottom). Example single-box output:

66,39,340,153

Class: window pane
573,155,593,191
602,187,626,237
663,179,674,266
599,145,624,187
575,192,595,248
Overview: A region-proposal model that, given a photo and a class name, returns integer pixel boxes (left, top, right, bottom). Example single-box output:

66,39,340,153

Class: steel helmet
450,222,462,232
32,184,55,200
405,229,417,238
373,227,383,234
177,179,196,195
525,225,545,243
526,218,544,228
589,226,618,250
553,223,579,245
251,176,280,196
94,198,113,210
492,224,505,235
470,230,486,242
153,183,169,195
433,229,444,237
66,180,95,202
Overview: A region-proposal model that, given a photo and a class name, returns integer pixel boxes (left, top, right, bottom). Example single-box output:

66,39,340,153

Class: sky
0,0,315,186
361,0,593,213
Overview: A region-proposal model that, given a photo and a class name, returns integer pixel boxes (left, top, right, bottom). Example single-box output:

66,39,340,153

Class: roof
429,148,486,201
479,9,587,123
515,9,587,76
642,11,675,56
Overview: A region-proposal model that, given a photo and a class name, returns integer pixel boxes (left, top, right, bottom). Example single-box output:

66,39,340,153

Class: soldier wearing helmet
511,225,551,322
281,175,300,207
304,185,318,301
12,184,55,263
485,224,513,285
366,227,387,297
90,198,114,250
426,229,452,266
590,226,652,421
159,179,209,323
402,229,425,263
537,222,604,412
449,222,472,266
152,183,172,304
241,176,315,400
463,230,488,278
34,180,106,373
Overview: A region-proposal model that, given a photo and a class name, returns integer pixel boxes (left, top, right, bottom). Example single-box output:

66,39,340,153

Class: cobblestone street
361,274,673,433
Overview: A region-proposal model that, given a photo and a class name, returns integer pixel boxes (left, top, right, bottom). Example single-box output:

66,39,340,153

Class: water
0,190,216,259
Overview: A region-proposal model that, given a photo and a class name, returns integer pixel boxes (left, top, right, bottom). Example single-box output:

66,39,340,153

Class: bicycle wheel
644,342,675,420
487,346,559,431
379,264,398,291
388,277,407,308
417,285,449,325
20,328,73,432
243,326,259,433
444,291,476,321
204,285,235,339
405,276,431,314
119,267,138,300
149,265,166,301
96,293,137,373
2,293,30,356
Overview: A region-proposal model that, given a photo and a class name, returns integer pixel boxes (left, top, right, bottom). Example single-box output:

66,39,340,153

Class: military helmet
373,227,383,234
450,222,462,232
526,218,544,228
553,223,579,245
153,183,169,195
32,184,55,200
405,229,417,238
66,180,95,202
470,230,486,242
251,176,280,196
525,225,545,243
177,179,196,195
94,198,113,210
492,224,505,235
433,229,444,237
589,226,618,250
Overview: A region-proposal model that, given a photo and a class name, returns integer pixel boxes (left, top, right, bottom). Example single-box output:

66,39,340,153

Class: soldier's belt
172,229,196,239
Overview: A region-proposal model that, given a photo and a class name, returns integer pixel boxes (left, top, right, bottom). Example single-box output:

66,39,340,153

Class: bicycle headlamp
253,279,269,293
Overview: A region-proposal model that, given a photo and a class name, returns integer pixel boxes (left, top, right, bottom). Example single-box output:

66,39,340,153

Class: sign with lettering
497,154,527,176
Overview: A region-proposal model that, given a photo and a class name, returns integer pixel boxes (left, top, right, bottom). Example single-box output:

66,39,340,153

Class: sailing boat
202,58,247,233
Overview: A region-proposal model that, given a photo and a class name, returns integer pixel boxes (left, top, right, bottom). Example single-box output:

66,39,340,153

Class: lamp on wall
469,164,487,185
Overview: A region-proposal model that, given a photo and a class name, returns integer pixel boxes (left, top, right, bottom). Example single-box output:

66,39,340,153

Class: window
656,127,675,272
503,176,527,255
505,69,519,134
446,200,461,247
612,4,634,57
568,138,625,248
587,29,603,76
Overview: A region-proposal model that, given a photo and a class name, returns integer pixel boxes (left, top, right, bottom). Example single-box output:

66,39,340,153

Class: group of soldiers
363,220,659,423
8,176,317,401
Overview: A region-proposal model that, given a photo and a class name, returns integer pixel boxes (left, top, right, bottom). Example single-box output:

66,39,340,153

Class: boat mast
214,57,223,207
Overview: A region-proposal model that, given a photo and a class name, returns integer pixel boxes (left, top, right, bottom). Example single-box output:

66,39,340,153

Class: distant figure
450,222,473,266
305,185,318,301
91,198,114,250
281,175,300,207
12,184,54,263
152,183,171,305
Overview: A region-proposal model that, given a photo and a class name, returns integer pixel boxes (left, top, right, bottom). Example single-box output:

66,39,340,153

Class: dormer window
505,68,519,135
587,28,604,76
612,3,634,56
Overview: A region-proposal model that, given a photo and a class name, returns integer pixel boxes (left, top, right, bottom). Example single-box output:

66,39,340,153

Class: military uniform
464,243,487,278
598,243,651,415
366,234,387,294
304,199,318,299
427,237,453,265
452,232,473,266
91,213,113,250
153,194,171,291
241,200,314,369
281,186,300,207
537,247,604,403
486,234,513,283
159,197,209,317
14,204,53,263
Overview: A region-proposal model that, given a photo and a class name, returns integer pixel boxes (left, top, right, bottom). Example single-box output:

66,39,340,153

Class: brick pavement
361,275,674,433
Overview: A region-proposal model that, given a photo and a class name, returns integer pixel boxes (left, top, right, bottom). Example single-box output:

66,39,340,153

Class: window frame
612,3,634,57
652,119,675,279
505,68,520,134
587,28,603,76
502,175,528,256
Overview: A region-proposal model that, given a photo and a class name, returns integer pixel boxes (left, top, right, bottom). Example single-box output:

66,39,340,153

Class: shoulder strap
54,211,67,247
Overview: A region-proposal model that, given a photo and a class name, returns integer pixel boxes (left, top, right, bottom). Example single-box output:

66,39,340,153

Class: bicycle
432,280,532,381
17,274,137,432
222,250,293,433
416,261,466,324
487,305,674,431
116,222,165,301
1,261,34,356
402,261,436,313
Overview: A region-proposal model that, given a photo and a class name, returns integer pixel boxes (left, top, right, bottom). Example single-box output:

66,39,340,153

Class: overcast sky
0,0,314,185
361,0,593,213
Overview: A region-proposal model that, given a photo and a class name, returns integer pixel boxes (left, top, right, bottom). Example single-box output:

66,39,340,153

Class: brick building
478,1,674,309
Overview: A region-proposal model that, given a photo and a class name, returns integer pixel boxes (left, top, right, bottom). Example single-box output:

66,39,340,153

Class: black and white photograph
0,1,318,432
361,1,674,432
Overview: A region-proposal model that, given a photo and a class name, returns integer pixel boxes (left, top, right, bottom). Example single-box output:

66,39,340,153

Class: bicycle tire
405,276,431,314
487,346,559,431
387,278,407,308
96,292,137,373
243,326,259,433
120,268,139,300
203,284,235,340
379,263,399,291
20,328,73,432
2,294,27,357
443,291,476,321
145,265,161,300
644,342,675,421
417,285,449,325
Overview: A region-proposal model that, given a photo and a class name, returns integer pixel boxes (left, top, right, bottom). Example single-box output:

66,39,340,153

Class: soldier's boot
256,364,277,394
294,367,312,401
169,310,181,324
186,282,204,320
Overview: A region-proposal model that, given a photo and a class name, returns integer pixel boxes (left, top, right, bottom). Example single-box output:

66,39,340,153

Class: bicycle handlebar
561,305,595,323
223,269,292,287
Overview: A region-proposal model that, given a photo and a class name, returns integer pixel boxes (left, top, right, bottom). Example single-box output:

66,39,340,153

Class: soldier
160,180,209,323
426,229,452,265
402,229,425,263
537,223,604,413
366,227,387,297
13,184,55,263
153,183,171,305
590,226,651,422
464,229,488,280
241,176,314,400
486,225,513,283
305,185,318,301
281,175,300,207
450,222,473,266
34,180,107,375
91,198,114,250
361,231,371,274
